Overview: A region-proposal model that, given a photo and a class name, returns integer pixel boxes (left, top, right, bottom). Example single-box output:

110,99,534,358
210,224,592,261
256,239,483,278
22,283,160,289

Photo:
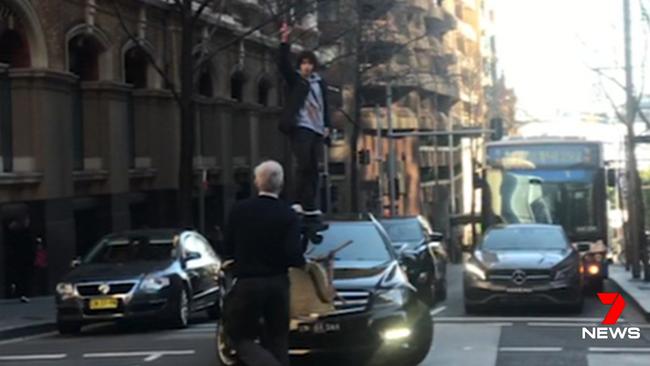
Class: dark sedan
55,229,222,334
464,224,583,314
381,216,448,306
217,216,433,366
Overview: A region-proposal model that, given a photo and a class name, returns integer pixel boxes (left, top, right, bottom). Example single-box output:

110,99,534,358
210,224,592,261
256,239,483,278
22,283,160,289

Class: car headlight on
374,288,406,307
56,283,76,298
140,275,171,292
465,262,486,281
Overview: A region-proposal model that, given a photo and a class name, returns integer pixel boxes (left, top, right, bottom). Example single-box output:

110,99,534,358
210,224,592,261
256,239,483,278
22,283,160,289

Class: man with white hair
222,160,304,366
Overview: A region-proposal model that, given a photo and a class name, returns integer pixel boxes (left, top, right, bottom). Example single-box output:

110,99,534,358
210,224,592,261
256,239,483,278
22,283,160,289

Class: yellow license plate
89,298,118,310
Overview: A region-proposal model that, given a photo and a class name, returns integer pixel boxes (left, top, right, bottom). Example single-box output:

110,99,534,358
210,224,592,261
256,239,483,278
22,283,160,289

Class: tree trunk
178,11,196,227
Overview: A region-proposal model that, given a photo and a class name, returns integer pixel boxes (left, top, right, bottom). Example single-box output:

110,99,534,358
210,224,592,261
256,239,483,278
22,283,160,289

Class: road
2,265,650,366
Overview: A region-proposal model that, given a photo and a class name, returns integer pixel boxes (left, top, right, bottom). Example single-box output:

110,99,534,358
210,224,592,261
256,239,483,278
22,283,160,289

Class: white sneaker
291,204,304,214
20,296,30,304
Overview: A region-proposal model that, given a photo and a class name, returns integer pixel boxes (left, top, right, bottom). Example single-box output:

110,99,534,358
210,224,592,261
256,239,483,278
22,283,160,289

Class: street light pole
375,105,384,216
387,82,397,216
624,0,641,278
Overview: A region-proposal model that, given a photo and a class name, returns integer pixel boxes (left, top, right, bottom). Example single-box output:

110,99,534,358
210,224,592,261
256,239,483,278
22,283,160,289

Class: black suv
381,216,448,306
217,215,433,366
55,229,222,334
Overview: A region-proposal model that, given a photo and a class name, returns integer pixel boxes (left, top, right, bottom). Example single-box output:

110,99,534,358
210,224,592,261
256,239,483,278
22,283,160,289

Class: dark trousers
290,127,323,212
225,275,290,366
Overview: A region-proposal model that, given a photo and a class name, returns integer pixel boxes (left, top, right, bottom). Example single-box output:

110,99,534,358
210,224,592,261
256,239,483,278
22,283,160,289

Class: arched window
257,77,271,106
0,25,30,67
68,35,105,81
198,68,214,98
124,47,148,89
230,70,245,102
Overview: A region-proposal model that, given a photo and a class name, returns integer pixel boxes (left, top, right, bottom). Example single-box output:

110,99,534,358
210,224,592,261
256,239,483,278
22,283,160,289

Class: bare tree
110,0,317,226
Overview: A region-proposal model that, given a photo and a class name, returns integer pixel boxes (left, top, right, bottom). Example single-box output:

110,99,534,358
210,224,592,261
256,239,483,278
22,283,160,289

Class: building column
43,198,76,292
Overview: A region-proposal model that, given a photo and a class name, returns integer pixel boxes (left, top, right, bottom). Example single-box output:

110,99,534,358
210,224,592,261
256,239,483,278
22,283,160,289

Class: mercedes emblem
511,270,527,285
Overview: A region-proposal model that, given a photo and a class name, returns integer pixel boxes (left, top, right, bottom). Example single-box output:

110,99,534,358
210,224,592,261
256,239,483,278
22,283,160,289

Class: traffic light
490,118,504,141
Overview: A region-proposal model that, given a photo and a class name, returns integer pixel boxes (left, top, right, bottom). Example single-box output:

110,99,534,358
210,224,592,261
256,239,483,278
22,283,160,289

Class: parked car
463,224,583,314
55,229,222,334
381,216,448,306
216,215,433,366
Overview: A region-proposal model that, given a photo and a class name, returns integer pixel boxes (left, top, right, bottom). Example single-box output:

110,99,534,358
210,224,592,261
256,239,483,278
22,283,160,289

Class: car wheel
170,288,190,329
403,314,433,366
57,320,81,335
217,321,240,366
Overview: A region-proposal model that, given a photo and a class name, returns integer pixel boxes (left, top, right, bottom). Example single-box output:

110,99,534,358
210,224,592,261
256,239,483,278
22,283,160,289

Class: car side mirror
185,251,202,262
430,232,444,242
70,257,81,268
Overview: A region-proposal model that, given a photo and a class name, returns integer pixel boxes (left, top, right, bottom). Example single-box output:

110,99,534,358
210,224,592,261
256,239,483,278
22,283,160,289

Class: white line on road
499,347,563,352
83,350,196,362
0,331,58,346
0,354,67,361
430,306,447,316
589,347,650,353
527,322,600,327
433,317,623,323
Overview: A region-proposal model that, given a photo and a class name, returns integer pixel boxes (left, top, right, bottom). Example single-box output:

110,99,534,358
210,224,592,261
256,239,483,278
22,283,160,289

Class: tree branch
191,0,218,25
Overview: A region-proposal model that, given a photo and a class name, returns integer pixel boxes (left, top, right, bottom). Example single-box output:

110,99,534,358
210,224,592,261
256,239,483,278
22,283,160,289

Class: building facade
0,0,317,297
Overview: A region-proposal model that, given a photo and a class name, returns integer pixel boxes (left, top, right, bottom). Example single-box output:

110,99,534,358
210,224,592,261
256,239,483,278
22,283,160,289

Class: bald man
222,160,305,366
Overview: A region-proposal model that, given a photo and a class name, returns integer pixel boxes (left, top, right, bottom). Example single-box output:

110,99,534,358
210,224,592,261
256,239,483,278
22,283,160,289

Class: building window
257,77,271,106
124,47,148,89
231,70,245,102
198,69,214,98
0,26,30,67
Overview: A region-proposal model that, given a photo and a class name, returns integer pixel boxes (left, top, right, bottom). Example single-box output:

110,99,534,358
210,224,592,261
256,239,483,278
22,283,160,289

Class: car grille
488,269,551,283
332,290,370,315
76,282,136,296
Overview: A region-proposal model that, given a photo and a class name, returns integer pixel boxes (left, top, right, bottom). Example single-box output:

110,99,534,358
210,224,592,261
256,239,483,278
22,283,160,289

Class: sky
492,0,649,121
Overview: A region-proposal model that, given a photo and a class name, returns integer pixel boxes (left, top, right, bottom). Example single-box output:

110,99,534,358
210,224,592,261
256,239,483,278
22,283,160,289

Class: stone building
0,0,317,297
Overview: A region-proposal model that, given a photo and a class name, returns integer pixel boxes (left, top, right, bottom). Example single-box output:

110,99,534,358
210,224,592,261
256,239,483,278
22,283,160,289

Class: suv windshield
308,223,391,262
381,220,425,243
84,236,177,264
481,227,568,251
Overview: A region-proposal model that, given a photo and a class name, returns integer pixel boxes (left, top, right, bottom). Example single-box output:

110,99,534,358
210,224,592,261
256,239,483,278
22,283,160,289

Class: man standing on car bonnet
277,22,330,219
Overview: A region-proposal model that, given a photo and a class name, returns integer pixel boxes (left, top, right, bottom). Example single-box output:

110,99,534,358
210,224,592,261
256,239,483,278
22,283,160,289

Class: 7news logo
581,292,641,340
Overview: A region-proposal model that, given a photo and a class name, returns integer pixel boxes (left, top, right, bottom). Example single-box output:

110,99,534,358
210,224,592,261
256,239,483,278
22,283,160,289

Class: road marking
527,322,601,327
0,354,67,361
589,347,650,353
433,317,622,323
83,350,196,362
0,331,58,346
430,306,447,316
500,347,563,352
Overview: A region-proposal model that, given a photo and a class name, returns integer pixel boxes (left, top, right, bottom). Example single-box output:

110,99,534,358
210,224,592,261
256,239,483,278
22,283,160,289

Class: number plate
506,287,533,294
89,298,118,310
297,322,341,334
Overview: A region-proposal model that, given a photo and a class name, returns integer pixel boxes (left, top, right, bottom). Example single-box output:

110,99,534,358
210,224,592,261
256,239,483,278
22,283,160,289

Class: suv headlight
374,288,406,307
140,275,171,292
465,262,486,281
56,282,76,298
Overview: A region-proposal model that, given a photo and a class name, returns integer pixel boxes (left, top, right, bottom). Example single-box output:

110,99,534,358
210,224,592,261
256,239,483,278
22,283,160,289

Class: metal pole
199,169,207,233
375,105,384,216
448,115,456,214
624,0,640,278
387,83,397,216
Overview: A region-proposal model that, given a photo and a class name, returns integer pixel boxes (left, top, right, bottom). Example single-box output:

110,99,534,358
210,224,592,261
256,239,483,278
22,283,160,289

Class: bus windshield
484,142,604,240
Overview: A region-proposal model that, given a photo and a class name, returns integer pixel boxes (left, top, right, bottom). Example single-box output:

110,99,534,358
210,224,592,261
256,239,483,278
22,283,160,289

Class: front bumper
464,276,582,306
56,289,175,323
288,304,427,357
